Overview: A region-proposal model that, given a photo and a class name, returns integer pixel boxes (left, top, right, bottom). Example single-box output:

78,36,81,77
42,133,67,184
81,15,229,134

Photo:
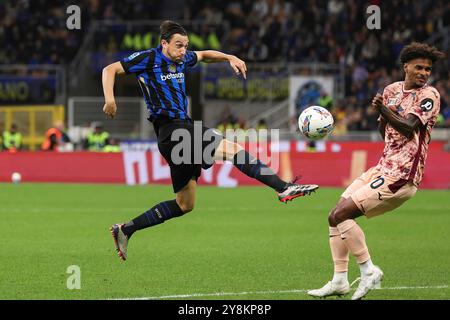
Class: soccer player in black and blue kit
103,21,319,261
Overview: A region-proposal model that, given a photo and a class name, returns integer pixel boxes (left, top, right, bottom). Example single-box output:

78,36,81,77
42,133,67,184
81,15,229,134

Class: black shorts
153,117,223,193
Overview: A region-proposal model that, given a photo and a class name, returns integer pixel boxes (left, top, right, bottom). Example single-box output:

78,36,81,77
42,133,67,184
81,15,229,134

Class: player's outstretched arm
195,50,247,79
372,94,421,140
102,62,126,119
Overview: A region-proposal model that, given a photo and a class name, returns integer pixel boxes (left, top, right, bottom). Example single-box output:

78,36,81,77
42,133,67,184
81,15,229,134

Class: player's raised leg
110,179,196,261
215,139,319,202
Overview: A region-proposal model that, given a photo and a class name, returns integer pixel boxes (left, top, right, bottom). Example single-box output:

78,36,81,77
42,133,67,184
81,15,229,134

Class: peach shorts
341,167,418,218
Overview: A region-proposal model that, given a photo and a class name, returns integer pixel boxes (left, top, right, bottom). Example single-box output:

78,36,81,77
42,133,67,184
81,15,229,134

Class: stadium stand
0,0,449,132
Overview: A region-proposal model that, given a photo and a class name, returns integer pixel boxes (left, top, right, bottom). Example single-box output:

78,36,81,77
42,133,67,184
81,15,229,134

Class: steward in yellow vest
85,124,110,151
2,124,22,152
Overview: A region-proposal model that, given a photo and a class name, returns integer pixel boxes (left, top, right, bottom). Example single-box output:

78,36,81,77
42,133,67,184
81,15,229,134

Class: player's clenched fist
103,101,117,118
371,93,384,111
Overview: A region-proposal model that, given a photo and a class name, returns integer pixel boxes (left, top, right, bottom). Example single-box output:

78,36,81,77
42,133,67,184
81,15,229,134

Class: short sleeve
407,88,441,125
120,50,152,74
183,51,198,68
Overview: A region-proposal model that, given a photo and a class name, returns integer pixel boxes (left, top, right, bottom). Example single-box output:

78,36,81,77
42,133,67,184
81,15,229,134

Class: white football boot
351,266,384,300
307,281,350,298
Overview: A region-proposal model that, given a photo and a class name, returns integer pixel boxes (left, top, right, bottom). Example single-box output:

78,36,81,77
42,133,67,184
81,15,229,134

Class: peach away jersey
376,81,440,187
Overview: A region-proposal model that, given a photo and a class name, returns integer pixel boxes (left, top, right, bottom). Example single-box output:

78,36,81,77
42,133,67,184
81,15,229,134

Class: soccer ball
11,172,21,184
298,106,334,140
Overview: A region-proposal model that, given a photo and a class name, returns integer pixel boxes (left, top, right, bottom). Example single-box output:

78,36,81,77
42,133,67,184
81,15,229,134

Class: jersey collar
402,81,427,93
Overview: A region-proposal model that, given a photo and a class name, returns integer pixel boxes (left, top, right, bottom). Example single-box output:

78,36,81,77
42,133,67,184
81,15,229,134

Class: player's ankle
121,222,135,238
332,271,348,284
278,183,289,193
359,259,375,277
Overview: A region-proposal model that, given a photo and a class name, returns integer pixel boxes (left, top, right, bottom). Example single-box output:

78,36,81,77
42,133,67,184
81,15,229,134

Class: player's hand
371,93,384,111
228,55,247,79
103,101,117,119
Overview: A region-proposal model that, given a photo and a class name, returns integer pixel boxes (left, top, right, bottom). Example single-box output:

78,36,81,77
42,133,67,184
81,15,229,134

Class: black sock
121,199,185,237
232,150,287,192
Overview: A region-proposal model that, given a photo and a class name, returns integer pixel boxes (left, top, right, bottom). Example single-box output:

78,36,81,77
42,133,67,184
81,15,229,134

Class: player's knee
333,205,348,225
219,139,243,161
328,208,337,227
178,201,194,213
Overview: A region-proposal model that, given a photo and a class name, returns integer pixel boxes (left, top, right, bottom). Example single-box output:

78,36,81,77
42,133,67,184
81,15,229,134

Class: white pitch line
112,285,449,300
381,285,449,290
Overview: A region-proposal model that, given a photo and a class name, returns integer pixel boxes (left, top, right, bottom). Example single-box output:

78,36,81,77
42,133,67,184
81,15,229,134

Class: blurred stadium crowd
187,0,450,130
1,0,449,132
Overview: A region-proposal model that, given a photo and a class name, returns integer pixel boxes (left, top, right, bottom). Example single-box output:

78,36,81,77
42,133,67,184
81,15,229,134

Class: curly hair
400,42,445,64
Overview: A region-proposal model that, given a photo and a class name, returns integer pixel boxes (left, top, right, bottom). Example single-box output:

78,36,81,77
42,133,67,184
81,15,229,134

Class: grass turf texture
1,183,449,300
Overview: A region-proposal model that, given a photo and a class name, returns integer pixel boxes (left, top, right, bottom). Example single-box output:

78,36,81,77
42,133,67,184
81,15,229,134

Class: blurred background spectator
83,122,110,151
2,123,22,152
41,121,72,151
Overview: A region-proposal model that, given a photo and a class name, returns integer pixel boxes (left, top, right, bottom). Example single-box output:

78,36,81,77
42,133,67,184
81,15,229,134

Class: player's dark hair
400,42,445,64
160,20,187,42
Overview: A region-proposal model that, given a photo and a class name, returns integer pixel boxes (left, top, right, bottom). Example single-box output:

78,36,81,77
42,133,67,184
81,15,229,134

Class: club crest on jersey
420,98,434,112
169,64,177,73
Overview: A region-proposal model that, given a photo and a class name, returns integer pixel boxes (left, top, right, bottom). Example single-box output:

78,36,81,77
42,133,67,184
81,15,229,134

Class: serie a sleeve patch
419,98,434,112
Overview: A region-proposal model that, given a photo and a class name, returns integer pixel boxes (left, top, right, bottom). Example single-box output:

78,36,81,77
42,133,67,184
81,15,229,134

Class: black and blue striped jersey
120,45,197,121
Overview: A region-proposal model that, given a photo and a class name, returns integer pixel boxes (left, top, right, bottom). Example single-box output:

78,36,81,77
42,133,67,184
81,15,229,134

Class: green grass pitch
1,183,449,300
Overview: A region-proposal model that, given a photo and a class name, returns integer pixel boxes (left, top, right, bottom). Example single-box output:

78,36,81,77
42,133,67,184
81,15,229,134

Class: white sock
359,259,375,277
332,271,348,284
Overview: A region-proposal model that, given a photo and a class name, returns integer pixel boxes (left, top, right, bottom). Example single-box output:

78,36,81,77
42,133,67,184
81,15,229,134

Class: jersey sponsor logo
420,98,434,112
160,72,185,82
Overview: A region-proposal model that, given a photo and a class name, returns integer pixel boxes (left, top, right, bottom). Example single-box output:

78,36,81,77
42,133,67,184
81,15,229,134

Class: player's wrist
105,97,116,104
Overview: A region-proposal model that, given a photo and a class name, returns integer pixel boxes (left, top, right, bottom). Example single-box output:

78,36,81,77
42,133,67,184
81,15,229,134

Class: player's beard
169,51,184,63
174,55,184,63
406,74,427,89
415,76,427,87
